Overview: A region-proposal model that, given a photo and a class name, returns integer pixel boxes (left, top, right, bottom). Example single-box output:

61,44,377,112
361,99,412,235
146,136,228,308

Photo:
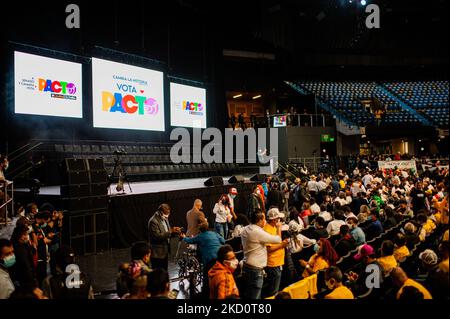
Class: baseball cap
229,188,238,195
419,249,438,266
354,244,375,261
267,208,285,220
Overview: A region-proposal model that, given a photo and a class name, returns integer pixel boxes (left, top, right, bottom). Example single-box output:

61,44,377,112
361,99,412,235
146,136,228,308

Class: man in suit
148,204,181,270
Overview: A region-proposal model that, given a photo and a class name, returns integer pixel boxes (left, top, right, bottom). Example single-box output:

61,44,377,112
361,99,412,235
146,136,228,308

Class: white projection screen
14,51,83,118
170,82,207,128
92,58,165,131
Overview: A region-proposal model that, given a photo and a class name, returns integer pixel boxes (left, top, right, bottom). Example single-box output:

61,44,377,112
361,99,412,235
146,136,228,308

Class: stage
14,176,258,249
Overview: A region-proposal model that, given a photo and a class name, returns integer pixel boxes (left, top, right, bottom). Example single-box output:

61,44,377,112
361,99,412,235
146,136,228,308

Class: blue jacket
350,226,366,246
183,231,225,266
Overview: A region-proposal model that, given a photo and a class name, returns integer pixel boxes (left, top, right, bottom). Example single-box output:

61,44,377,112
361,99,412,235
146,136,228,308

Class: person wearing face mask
10,225,37,289
299,238,339,278
213,195,233,239
208,244,240,299
148,203,181,271
0,238,16,299
323,266,354,299
227,188,238,227
247,186,262,220
346,216,365,246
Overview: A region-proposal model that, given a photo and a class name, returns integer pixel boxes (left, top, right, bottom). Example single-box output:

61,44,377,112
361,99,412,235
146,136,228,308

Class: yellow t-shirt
302,254,329,278
397,279,432,299
325,285,354,299
339,180,345,189
423,219,436,235
377,255,398,274
394,246,410,262
264,223,285,268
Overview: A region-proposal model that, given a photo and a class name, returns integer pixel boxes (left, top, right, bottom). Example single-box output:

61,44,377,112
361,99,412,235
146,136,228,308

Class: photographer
213,194,233,239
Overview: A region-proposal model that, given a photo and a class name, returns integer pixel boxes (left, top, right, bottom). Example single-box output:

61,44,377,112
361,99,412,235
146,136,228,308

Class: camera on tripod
113,149,127,155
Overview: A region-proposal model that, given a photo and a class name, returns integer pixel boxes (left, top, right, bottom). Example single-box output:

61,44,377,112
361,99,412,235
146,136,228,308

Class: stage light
233,94,242,99
252,95,262,100
360,0,367,5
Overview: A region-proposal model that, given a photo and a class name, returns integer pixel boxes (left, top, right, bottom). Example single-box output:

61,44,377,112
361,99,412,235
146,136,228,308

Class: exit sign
321,134,335,142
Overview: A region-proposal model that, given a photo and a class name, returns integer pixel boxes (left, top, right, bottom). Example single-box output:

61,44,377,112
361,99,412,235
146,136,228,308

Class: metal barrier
0,181,14,225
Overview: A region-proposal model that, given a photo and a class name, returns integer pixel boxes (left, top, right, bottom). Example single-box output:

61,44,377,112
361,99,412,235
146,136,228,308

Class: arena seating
52,142,262,182
293,80,449,128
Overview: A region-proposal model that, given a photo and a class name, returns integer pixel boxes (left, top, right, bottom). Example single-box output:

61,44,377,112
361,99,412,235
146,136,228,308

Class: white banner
421,164,449,172
378,160,417,171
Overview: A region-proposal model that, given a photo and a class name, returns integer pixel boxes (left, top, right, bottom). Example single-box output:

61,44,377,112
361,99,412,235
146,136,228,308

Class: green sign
321,134,335,142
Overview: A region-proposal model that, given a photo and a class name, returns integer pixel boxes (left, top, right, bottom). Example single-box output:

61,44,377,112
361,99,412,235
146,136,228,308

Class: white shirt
213,203,231,223
288,234,316,254
327,220,346,236
334,197,349,206
351,182,366,197
241,224,282,268
362,174,373,187
316,180,327,192
319,211,333,222
310,203,321,214
307,180,318,193
0,267,15,299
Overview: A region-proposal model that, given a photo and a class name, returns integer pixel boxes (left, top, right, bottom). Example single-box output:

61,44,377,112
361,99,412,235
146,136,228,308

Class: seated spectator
208,244,239,299
287,222,316,278
393,233,410,263
438,241,449,274
0,239,15,299
342,206,357,220
231,214,250,238
362,208,383,241
377,240,398,276
357,205,370,226
308,216,329,240
383,207,398,230
417,213,436,241
418,249,449,300
391,267,432,299
346,216,366,246
326,211,346,237
403,222,420,250
324,266,354,299
310,198,321,215
334,225,357,257
319,204,332,222
398,286,425,301
347,244,384,299
274,291,291,299
147,268,171,299
41,246,94,299
300,238,339,278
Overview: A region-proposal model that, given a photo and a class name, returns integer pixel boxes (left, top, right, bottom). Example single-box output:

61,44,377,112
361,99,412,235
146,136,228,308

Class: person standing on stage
148,204,181,270
186,199,205,237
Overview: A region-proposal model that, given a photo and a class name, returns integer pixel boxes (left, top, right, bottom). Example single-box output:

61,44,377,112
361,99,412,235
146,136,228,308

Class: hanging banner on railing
421,164,449,171
378,160,417,171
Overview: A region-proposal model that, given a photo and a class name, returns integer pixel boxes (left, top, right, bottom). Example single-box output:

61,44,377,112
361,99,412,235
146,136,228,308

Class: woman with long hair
213,194,233,239
299,238,340,278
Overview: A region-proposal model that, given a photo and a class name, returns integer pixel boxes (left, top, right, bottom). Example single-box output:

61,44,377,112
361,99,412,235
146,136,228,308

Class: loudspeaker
250,174,266,182
204,176,224,187
67,171,90,185
64,158,87,171
228,175,244,184
89,170,107,184
86,158,105,171
61,184,90,198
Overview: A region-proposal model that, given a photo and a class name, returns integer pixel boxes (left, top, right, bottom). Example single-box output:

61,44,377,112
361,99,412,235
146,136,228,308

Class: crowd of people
1,156,449,300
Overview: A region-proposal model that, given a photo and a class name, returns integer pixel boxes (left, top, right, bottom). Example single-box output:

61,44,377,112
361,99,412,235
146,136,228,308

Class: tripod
109,153,132,194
